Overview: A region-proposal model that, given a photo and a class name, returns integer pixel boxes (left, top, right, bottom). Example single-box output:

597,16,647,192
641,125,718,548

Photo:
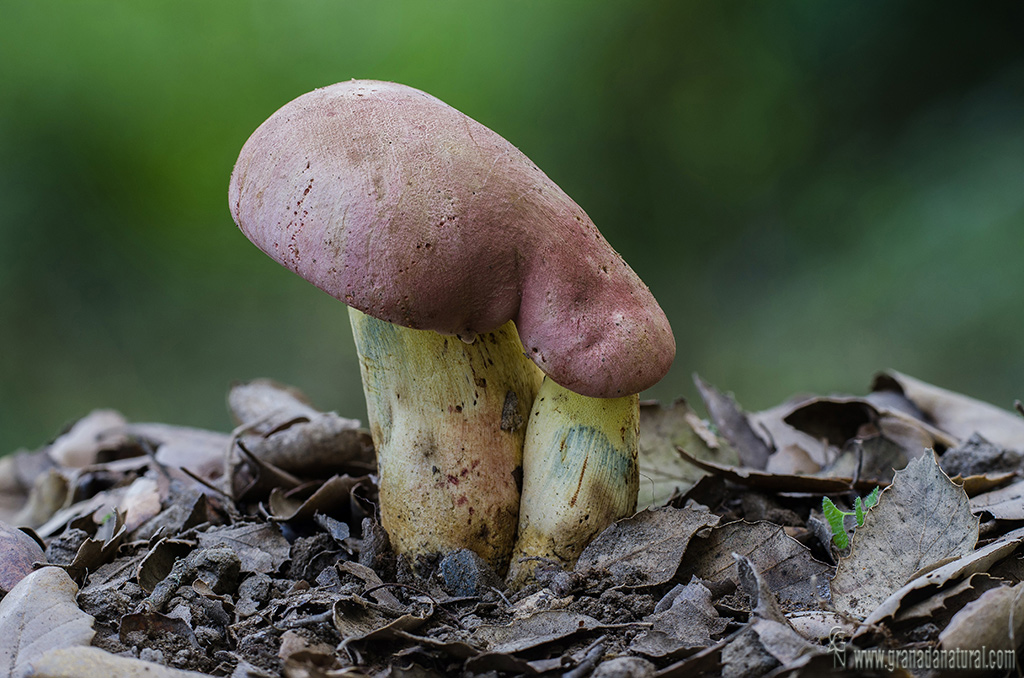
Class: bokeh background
2,1,1022,454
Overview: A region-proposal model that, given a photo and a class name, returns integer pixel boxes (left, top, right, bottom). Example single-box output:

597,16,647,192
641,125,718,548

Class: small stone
439,548,501,597
592,656,656,678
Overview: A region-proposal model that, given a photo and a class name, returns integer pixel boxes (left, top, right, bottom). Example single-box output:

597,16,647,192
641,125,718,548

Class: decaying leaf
17,646,212,678
334,594,433,646
0,567,95,676
785,611,857,643
940,432,1023,477
119,610,201,649
637,399,738,510
629,578,728,658
575,505,719,587
970,477,1024,520
13,469,69,531
861,525,1024,627
46,410,129,469
61,510,128,582
471,609,601,654
675,447,878,494
719,555,819,677
895,571,1003,624
873,370,1024,451
748,397,835,469
229,379,374,475
831,452,978,619
694,375,771,470
126,422,232,483
0,521,46,594
678,521,832,609
268,474,369,523
196,522,290,574
939,580,1024,652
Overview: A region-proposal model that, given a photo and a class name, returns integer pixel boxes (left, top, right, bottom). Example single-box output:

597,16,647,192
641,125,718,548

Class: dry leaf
229,380,373,475
637,399,738,510
0,567,95,676
47,410,128,469
575,505,719,587
0,521,45,594
196,523,290,574
679,521,832,609
873,371,1024,451
125,422,232,483
941,433,1023,477
831,452,978,619
333,594,432,645
720,555,819,676
630,578,727,658
748,397,834,468
675,447,878,494
268,474,368,523
694,375,771,470
939,581,1024,652
970,478,1024,520
861,525,1024,627
17,646,211,678
471,610,600,654
895,572,1003,624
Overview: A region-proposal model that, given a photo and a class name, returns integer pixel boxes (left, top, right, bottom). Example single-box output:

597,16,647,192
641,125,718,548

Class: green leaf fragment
822,497,849,549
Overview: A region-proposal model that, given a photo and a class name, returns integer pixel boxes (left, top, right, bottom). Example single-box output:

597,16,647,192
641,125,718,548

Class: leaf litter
0,374,1022,676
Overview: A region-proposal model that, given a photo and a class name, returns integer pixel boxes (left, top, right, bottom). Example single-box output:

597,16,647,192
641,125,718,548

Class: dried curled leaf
0,567,95,676
831,452,978,619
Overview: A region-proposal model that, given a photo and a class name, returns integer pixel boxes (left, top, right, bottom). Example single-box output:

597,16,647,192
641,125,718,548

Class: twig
563,635,607,678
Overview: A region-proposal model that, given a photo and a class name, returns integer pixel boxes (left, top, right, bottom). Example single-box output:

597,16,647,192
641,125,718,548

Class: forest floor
2,371,1023,678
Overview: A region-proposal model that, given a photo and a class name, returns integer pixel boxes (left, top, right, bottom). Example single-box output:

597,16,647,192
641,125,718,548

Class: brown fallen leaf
471,609,601,654
575,505,719,588
0,567,95,676
895,572,1003,624
267,474,370,524
675,446,879,494
228,379,374,475
970,477,1024,520
861,525,1024,627
630,578,728,659
748,397,835,469
18,646,211,678
694,375,771,470
196,522,290,574
831,452,978,619
125,422,232,483
0,520,46,594
940,432,1023,477
939,580,1024,653
61,510,128,583
333,594,432,646
12,469,69,531
678,520,832,610
637,399,739,510
873,370,1024,450
46,410,129,469
719,555,819,676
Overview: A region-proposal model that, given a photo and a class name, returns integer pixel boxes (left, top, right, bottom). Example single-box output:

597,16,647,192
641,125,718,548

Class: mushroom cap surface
229,80,674,397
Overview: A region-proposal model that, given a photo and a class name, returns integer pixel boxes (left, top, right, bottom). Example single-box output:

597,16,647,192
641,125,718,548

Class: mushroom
228,80,674,575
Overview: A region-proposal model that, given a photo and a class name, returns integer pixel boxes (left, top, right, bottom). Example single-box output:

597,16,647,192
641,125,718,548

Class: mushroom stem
348,308,542,572
507,377,639,585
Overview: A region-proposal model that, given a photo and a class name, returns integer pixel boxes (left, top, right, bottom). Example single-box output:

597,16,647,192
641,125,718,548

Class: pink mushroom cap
229,80,675,398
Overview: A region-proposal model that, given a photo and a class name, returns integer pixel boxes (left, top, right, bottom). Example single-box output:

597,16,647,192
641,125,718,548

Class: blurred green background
2,1,1022,454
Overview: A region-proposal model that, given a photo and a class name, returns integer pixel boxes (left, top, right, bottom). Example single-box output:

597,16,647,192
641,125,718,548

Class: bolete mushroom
228,80,674,576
